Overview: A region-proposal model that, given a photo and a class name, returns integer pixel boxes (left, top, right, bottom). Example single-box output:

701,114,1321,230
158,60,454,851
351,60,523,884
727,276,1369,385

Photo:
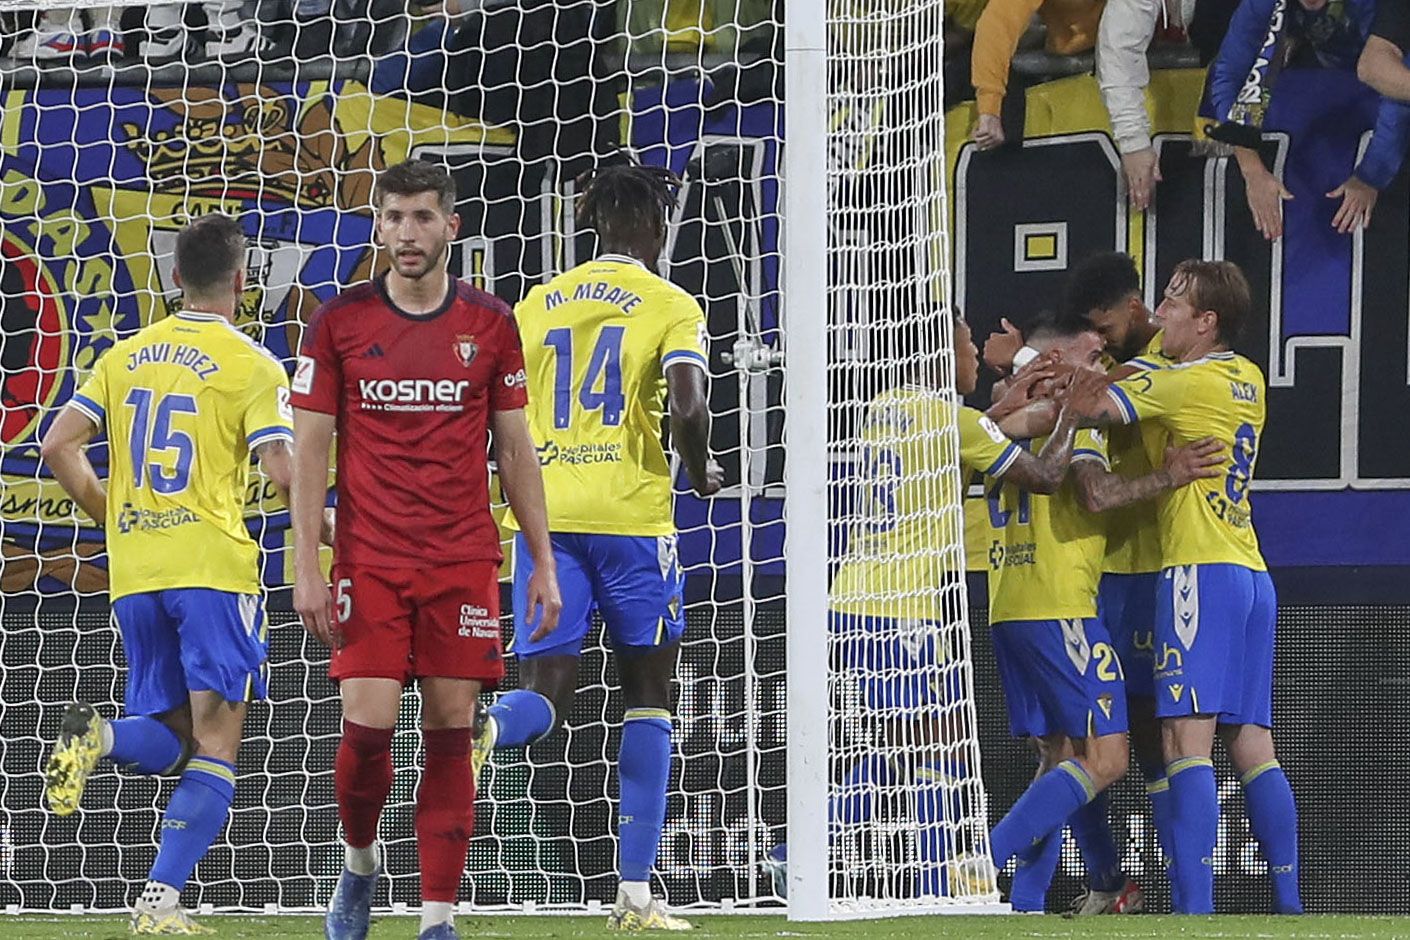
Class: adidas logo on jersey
364,344,385,358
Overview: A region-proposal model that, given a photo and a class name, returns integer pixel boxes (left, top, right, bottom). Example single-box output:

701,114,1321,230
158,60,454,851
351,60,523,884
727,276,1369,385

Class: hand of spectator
973,113,1006,151
982,317,1025,375
1242,162,1293,240
1327,176,1378,234
1122,148,1162,212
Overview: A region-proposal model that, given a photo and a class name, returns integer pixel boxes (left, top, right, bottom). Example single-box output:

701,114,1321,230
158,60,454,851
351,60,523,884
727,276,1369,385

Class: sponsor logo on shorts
459,603,499,639
117,502,198,534
1169,683,1185,703
1097,694,1114,720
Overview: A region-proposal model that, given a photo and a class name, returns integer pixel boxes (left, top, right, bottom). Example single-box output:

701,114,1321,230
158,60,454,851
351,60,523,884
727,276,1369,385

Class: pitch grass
1,915,1408,940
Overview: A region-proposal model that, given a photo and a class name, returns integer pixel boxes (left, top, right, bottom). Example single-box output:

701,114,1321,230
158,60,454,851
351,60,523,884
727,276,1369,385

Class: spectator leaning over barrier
971,0,1105,149
1357,0,1410,100
1204,0,1410,238
1096,0,1205,210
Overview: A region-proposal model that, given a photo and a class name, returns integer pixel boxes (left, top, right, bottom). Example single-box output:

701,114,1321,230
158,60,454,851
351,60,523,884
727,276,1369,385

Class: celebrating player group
970,252,1299,915
37,154,1293,933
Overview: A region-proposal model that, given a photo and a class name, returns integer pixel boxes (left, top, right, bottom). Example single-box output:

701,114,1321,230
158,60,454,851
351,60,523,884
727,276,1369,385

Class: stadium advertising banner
0,81,512,595
949,68,1410,570
1,68,1404,596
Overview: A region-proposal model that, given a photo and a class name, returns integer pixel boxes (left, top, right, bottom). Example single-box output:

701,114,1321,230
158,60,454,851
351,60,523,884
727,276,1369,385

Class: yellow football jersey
1102,331,1175,575
1108,351,1267,571
68,311,292,600
830,393,1019,619
986,428,1109,623
509,255,707,536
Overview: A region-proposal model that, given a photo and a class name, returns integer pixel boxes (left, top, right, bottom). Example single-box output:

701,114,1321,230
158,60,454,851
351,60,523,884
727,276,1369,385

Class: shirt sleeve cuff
247,426,294,449
68,394,105,427
1073,448,1110,468
984,442,1022,478
1106,385,1138,424
662,349,708,370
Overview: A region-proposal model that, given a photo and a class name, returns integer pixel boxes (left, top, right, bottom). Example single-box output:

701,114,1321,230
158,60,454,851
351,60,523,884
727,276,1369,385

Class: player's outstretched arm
994,400,1078,495
492,408,563,642
40,406,107,525
1071,436,1224,513
291,407,336,647
666,362,722,496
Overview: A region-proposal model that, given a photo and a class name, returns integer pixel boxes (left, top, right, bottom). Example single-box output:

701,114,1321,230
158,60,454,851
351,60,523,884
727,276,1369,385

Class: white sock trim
344,841,379,877
137,881,179,912
420,900,454,931
618,880,652,908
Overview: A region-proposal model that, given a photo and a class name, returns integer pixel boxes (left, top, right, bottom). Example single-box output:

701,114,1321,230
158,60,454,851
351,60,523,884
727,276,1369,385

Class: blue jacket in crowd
1207,0,1410,189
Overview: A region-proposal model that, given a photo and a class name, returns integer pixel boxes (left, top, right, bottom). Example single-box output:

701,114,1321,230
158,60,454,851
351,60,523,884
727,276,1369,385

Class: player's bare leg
1220,722,1302,913
472,654,577,782
131,692,246,936
415,677,482,940
608,642,691,931
1163,714,1219,913
327,678,401,940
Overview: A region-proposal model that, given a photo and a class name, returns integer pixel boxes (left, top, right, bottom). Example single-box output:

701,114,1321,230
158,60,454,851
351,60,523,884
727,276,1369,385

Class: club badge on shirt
454,334,479,368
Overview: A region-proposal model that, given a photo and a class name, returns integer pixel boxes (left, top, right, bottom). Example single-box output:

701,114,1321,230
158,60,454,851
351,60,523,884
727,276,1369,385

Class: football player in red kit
290,159,562,940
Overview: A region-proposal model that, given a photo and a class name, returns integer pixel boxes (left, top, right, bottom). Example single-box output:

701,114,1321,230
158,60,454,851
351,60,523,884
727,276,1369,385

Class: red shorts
328,562,504,687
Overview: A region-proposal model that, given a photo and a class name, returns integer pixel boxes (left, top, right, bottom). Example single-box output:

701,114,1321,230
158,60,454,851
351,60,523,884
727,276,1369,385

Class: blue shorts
990,617,1129,740
1098,572,1159,699
830,612,964,718
112,589,269,716
1154,564,1276,727
511,532,687,659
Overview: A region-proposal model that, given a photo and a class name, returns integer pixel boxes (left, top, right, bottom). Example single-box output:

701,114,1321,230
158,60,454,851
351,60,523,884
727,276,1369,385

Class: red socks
335,720,394,850
416,728,475,903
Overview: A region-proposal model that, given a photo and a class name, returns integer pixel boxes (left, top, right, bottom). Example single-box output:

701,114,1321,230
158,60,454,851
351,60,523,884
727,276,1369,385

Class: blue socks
149,757,236,890
915,760,964,896
1242,760,1302,914
1069,789,1124,893
1168,756,1217,914
106,716,186,775
1009,829,1062,912
617,709,672,882
487,690,555,748
1146,775,1182,910
830,754,894,834
991,760,1095,869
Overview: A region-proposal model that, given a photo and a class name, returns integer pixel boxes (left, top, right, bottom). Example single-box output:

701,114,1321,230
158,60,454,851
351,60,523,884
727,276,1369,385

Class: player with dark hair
290,159,562,940
1071,259,1301,915
1063,251,1185,910
41,213,295,934
981,312,1220,912
469,161,720,930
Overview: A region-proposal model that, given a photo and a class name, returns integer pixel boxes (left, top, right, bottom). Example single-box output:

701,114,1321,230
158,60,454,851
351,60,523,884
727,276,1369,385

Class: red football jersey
291,274,528,567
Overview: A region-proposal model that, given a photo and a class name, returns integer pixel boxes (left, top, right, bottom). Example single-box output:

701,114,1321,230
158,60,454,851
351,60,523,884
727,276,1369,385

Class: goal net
0,0,994,919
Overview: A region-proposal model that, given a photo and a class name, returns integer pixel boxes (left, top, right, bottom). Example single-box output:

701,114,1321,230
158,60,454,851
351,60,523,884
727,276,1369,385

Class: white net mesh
822,0,999,914
0,0,988,919
0,0,791,914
